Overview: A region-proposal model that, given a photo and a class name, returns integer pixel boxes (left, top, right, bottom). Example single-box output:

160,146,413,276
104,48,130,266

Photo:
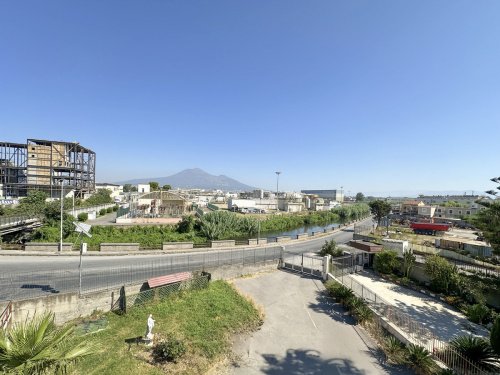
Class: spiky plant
0,311,96,374
405,344,435,375
450,335,500,371
383,336,405,364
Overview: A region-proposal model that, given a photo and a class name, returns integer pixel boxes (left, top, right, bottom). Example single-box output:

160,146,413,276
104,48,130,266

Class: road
231,271,408,375
0,219,370,301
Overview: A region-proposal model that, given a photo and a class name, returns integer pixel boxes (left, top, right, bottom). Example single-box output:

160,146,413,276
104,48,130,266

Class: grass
72,281,263,375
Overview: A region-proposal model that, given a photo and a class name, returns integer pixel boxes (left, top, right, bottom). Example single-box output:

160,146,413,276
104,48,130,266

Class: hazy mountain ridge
118,168,256,191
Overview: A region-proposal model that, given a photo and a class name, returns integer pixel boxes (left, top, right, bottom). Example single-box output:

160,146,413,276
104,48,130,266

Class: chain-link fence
0,246,281,302
122,274,210,312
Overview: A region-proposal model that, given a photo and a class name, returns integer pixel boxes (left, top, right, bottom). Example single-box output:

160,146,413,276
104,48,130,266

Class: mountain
118,168,256,191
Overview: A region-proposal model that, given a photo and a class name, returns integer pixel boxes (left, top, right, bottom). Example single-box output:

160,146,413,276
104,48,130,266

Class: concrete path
348,271,489,341
230,270,410,375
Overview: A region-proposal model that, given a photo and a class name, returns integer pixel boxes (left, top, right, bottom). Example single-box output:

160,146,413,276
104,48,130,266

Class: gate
282,252,324,278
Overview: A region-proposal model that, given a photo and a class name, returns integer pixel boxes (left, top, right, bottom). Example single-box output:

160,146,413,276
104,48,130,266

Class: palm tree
405,344,435,375
450,335,500,371
0,311,96,374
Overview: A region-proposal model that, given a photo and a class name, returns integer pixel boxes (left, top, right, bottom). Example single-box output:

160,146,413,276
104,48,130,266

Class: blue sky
1,1,499,196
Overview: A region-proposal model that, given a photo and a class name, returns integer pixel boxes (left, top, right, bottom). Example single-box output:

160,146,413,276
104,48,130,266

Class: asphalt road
231,270,409,375
0,219,371,301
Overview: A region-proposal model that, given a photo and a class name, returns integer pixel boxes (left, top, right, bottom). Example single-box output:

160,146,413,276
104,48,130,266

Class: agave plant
383,336,405,364
405,344,435,375
450,335,500,371
0,311,96,375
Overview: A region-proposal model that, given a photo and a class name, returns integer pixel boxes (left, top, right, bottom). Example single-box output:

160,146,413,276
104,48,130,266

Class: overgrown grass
73,281,263,375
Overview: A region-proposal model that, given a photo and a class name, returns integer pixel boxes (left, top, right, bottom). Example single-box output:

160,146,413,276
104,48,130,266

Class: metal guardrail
0,215,41,227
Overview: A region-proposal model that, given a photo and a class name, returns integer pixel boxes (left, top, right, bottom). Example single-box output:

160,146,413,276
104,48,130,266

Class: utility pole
59,180,64,252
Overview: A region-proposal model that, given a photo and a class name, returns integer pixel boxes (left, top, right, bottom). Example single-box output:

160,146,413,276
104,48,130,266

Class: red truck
410,222,450,235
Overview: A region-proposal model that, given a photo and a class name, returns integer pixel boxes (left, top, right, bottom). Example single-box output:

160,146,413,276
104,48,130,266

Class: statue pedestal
143,333,154,346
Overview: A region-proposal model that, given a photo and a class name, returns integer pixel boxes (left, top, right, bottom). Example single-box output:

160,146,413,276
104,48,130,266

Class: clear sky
1,1,499,196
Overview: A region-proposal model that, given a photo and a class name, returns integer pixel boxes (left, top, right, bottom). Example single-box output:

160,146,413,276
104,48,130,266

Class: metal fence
0,246,281,302
282,251,324,277
123,274,210,312
329,268,492,375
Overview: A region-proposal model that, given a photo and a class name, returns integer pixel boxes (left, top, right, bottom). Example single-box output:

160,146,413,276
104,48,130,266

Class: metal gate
282,252,324,278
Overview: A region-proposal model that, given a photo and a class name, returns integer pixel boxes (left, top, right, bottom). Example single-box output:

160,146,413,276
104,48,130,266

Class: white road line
304,303,317,329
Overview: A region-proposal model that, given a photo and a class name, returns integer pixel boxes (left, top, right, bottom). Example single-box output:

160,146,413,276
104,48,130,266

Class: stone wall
24,243,73,252
210,240,236,248
162,242,194,250
100,243,140,252
275,236,292,243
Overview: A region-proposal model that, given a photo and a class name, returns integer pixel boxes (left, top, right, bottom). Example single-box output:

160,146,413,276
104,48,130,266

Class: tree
123,184,132,192
491,316,500,355
149,181,159,191
355,192,365,202
450,335,500,371
0,311,96,374
402,250,416,278
177,215,195,233
17,190,48,216
85,189,113,206
162,184,172,191
319,239,342,257
368,200,391,226
373,249,399,274
470,201,500,256
424,255,458,294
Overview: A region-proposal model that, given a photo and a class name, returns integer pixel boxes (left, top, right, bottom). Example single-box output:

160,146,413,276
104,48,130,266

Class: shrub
450,335,500,371
466,304,490,325
99,208,107,216
106,207,113,213
374,250,399,274
425,255,459,294
491,316,500,355
152,337,186,363
383,336,405,364
405,344,435,375
112,205,118,212
77,213,88,222
319,239,342,257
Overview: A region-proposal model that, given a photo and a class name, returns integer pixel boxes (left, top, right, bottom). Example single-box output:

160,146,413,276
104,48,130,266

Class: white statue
146,314,155,338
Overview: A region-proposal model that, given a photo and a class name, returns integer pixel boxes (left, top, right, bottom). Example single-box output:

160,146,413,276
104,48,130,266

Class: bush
491,315,500,355
374,250,399,274
319,239,342,257
106,207,113,213
112,205,118,212
466,304,490,325
405,344,435,375
77,213,88,222
152,337,186,363
425,255,459,294
99,208,107,216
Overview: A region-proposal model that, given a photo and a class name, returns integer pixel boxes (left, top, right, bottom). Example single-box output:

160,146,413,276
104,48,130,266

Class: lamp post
275,171,281,196
59,180,64,252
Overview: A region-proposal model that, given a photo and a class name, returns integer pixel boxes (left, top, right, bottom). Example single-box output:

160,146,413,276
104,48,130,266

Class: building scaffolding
0,139,95,199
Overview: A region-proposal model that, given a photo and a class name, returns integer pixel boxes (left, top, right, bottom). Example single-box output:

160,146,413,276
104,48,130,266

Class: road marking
304,303,317,329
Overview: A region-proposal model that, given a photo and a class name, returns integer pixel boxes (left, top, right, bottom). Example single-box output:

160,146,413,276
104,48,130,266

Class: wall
8,261,279,326
100,243,140,252
69,204,115,217
162,242,193,250
210,240,236,248
24,243,73,251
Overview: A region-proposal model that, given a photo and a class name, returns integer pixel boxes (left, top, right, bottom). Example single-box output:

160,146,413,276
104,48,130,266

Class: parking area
230,270,410,375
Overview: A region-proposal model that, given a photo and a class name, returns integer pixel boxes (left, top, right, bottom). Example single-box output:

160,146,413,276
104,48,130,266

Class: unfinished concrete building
0,139,95,199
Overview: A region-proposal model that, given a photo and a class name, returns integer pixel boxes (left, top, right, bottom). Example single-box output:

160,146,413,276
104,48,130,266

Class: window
449,210,453,214
458,210,462,215
466,211,471,215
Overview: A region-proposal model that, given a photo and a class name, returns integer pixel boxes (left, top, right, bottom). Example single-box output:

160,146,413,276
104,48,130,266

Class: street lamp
59,179,64,252
275,171,281,196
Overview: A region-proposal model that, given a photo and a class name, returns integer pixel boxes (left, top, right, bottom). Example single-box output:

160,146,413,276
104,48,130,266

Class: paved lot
348,272,489,342
230,270,410,375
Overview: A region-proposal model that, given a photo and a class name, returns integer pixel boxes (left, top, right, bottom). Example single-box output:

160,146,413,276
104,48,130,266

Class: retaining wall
162,242,194,250
100,243,140,252
24,243,74,252
210,240,236,248
275,236,292,243
247,239,268,246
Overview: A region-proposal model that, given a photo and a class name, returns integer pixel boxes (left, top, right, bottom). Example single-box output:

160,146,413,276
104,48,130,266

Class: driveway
230,270,410,375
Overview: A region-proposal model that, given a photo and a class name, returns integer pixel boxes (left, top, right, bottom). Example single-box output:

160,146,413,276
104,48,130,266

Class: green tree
177,215,195,233
402,250,416,278
373,249,399,274
123,184,132,192
149,181,159,191
450,335,500,371
470,201,500,256
319,239,342,257
424,255,458,294
491,316,500,355
85,189,113,206
0,311,96,374
17,190,48,216
368,200,391,226
355,192,365,202
162,184,172,191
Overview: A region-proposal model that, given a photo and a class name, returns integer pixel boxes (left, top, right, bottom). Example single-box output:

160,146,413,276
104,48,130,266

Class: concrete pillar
322,255,331,280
